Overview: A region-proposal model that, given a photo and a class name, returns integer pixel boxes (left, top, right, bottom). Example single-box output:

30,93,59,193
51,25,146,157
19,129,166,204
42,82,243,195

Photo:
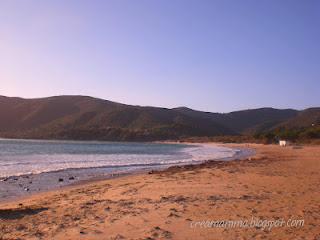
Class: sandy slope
0,144,319,240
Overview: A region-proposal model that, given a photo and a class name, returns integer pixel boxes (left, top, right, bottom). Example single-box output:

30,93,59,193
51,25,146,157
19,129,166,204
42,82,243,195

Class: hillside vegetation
0,95,318,142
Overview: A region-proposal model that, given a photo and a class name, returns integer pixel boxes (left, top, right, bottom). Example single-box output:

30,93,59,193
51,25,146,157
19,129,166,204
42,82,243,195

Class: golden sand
0,144,319,239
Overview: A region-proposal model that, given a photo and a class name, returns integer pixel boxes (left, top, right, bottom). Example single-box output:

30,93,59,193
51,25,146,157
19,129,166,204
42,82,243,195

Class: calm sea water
0,139,238,178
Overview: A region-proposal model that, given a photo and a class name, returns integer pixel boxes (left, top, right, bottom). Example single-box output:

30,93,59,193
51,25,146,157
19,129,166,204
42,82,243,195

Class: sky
0,0,319,112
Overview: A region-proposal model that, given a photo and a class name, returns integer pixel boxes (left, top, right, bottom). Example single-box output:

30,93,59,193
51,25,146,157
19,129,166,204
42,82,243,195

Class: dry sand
0,144,319,240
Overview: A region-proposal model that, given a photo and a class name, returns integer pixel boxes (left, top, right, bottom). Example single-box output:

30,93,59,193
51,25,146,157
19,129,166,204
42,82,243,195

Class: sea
0,139,239,178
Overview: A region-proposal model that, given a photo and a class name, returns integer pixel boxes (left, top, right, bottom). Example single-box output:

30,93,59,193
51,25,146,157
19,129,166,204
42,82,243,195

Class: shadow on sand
0,207,49,220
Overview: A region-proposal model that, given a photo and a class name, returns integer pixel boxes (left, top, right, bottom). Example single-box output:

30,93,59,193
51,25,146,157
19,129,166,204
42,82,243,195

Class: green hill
0,95,318,141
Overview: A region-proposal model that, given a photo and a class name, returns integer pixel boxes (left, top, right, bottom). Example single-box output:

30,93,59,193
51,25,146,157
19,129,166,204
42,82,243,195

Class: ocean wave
0,142,238,178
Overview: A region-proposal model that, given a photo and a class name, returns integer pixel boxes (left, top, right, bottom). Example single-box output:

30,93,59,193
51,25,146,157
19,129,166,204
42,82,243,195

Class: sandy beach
2,1,319,239
0,142,250,202
0,143,319,239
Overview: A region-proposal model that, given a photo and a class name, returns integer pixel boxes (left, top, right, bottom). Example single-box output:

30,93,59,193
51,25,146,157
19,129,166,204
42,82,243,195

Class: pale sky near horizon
0,0,319,113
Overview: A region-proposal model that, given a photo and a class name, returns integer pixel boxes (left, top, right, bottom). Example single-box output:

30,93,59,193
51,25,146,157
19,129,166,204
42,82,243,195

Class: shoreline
0,143,254,203
0,143,319,239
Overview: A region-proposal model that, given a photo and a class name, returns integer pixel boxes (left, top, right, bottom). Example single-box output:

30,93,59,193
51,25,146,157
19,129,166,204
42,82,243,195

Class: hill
0,95,318,141
0,95,233,141
255,108,320,141
173,107,298,133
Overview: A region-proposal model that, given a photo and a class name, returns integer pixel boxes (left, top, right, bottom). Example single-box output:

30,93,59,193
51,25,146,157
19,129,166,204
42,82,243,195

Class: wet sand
0,166,149,203
0,144,319,239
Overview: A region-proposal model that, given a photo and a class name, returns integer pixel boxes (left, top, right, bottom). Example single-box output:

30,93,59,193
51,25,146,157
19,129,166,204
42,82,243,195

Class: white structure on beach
279,140,288,147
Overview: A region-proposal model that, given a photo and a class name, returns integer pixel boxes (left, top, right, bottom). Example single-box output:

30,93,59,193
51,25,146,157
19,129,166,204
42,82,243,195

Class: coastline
0,143,252,203
1,143,319,239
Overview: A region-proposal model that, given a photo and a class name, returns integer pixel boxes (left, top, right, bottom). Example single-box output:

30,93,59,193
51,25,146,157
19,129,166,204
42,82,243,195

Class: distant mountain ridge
0,95,318,141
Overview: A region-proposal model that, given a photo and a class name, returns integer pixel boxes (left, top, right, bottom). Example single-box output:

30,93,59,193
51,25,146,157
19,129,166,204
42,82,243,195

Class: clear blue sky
0,0,319,112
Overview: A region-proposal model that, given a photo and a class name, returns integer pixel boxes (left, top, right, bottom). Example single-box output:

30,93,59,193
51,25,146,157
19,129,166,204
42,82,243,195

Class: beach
2,1,319,239
0,143,319,239
0,140,247,202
